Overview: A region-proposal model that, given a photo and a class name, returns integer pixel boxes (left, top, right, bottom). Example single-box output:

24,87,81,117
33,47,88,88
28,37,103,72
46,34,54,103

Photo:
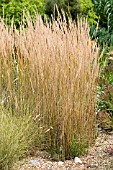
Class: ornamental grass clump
0,13,99,163
0,106,38,170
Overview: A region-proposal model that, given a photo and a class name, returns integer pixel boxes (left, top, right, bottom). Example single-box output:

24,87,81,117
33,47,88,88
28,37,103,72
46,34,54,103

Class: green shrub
0,0,46,27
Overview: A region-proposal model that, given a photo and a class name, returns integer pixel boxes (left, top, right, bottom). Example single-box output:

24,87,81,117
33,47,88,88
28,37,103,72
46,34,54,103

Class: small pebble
74,157,82,164
58,161,64,166
29,160,40,165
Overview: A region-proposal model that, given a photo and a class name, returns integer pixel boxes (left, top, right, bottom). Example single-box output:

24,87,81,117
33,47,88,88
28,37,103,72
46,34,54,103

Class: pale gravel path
13,131,113,170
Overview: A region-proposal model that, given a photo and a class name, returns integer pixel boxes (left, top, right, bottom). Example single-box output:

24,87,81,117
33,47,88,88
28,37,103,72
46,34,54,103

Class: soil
13,130,113,170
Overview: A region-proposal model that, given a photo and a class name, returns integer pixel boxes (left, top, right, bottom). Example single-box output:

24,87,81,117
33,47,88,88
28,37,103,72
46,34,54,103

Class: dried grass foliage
0,15,99,159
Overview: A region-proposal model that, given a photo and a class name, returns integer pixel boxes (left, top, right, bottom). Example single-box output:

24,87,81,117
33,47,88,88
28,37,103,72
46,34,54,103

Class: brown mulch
13,130,113,170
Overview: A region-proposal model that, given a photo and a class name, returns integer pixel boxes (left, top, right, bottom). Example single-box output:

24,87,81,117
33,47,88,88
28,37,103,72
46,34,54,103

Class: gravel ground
13,130,113,170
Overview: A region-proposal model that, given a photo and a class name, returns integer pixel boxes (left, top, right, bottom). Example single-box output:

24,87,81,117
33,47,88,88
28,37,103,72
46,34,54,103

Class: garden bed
13,130,113,170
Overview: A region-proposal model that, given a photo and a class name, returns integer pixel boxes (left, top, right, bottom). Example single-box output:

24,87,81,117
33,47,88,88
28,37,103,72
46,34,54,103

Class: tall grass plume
0,13,99,164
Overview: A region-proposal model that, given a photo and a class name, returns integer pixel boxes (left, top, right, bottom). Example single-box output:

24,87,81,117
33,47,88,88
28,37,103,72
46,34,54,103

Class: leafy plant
104,0,113,33
92,0,107,28
0,0,46,27
79,0,98,24
98,56,113,115
92,0,113,46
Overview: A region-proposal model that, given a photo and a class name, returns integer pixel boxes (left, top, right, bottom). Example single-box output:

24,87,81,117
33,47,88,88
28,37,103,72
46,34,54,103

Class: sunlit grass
0,13,99,167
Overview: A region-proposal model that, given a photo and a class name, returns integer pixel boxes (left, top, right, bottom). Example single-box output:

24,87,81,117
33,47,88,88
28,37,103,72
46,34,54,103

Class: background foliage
0,0,46,26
